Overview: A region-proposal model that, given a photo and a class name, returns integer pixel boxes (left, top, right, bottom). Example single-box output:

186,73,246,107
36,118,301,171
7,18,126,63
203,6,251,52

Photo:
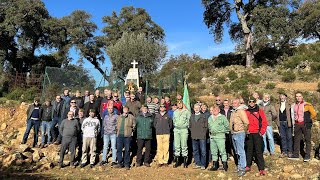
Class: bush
230,78,248,92
243,72,262,84
212,86,221,96
228,71,238,81
5,87,38,101
281,71,296,82
216,76,226,84
265,82,276,89
311,62,320,74
277,88,286,95
223,84,231,94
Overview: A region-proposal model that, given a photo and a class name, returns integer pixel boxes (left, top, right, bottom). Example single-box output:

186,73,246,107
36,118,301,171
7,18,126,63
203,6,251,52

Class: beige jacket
116,114,136,137
230,107,249,134
275,101,292,128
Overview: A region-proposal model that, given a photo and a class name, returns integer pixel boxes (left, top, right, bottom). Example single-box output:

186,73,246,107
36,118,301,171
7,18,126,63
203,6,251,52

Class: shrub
311,62,320,74
230,78,248,92
212,86,221,96
5,87,39,101
243,72,262,84
223,84,231,94
228,71,238,81
216,76,226,84
265,82,276,89
277,88,286,95
281,71,296,82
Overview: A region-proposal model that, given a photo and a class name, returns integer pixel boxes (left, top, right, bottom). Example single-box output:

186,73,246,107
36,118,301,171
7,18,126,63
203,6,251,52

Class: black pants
293,124,311,158
136,139,151,164
246,133,265,170
59,136,77,164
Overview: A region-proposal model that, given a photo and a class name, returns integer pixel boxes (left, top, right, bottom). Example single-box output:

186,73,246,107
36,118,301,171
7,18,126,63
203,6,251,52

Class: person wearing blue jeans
21,97,42,148
189,104,208,169
100,106,118,166
230,99,249,177
114,106,135,170
40,99,53,148
275,94,293,157
263,126,275,154
51,95,65,144
261,93,277,155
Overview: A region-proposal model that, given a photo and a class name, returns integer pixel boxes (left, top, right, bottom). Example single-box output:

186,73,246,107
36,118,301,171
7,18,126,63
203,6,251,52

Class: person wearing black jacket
83,94,98,117
71,90,84,109
40,99,53,148
21,97,42,148
154,104,172,167
220,99,233,158
189,104,208,170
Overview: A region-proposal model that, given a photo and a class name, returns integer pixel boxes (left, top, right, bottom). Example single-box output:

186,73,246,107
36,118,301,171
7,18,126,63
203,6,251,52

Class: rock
203,174,210,178
3,153,23,167
15,159,24,165
39,162,54,171
19,144,30,152
32,149,43,162
283,165,294,173
22,152,33,159
276,158,284,164
279,172,290,179
1,123,7,130
291,173,303,179
309,172,320,180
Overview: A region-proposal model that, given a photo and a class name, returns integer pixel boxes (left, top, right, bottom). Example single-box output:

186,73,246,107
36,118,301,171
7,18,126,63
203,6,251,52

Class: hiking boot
90,164,94,168
144,163,151,167
113,164,124,168
173,156,180,168
200,166,206,170
59,163,64,169
193,164,201,169
259,170,266,176
279,152,287,158
125,166,130,170
111,162,117,166
80,163,85,168
237,170,246,177
100,161,107,166
157,164,163,168
183,157,188,168
288,154,299,160
304,156,310,162
208,161,219,171
222,161,228,171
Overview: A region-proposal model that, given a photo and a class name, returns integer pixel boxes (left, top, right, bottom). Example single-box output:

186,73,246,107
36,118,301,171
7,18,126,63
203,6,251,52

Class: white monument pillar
125,60,140,88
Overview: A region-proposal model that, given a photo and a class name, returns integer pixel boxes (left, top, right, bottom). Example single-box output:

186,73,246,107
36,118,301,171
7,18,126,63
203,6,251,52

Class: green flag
183,80,190,111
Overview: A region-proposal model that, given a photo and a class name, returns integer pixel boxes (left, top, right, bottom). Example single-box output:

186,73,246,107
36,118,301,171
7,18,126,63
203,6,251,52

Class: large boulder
2,152,23,167
32,148,44,162
19,144,30,152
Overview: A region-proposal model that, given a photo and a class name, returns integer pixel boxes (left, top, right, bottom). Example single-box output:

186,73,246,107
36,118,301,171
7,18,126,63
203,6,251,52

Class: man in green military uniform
173,101,191,168
208,105,230,171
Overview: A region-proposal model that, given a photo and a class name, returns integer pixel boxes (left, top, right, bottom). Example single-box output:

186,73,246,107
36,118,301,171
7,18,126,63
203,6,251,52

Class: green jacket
173,109,191,129
208,113,230,138
136,112,154,139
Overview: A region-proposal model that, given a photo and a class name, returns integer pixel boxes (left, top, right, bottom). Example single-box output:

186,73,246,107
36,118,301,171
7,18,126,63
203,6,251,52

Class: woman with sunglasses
245,99,268,176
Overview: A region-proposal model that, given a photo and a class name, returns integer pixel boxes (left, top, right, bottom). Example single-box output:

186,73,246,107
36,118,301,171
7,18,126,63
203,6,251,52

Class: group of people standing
21,87,317,177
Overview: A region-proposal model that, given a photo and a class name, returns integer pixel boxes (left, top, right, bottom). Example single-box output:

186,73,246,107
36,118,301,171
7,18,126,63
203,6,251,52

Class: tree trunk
235,0,254,67
244,32,254,67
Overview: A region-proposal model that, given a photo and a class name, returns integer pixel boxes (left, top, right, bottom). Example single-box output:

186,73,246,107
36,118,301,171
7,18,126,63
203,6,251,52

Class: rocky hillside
0,103,320,179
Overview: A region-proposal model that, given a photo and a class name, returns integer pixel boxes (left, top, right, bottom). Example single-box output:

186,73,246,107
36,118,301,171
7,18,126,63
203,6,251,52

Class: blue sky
42,0,236,71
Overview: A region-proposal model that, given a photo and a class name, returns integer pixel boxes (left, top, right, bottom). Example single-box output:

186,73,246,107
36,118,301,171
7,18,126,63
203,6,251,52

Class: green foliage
212,53,245,67
107,32,167,78
242,72,262,84
277,88,286,95
228,71,238,81
212,86,221,96
283,42,320,69
6,87,38,101
281,71,296,82
230,78,248,93
298,0,320,40
187,73,202,84
311,62,320,74
223,84,231,94
265,82,276,89
216,76,226,84
102,6,165,47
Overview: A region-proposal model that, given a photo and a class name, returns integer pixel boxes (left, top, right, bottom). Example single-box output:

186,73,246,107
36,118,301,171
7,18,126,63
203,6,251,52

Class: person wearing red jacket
245,99,268,176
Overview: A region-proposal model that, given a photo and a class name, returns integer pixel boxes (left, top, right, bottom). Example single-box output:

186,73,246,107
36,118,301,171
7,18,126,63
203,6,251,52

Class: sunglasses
71,102,76,103
249,100,255,103
216,100,221,101
114,96,118,97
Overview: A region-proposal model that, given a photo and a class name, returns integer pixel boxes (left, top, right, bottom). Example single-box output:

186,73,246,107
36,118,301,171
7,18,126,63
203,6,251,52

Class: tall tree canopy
202,0,301,67
101,6,165,47
298,0,320,40
107,32,167,79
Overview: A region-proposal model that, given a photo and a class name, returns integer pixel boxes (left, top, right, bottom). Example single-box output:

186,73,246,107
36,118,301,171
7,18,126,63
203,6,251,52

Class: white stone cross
131,60,138,69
